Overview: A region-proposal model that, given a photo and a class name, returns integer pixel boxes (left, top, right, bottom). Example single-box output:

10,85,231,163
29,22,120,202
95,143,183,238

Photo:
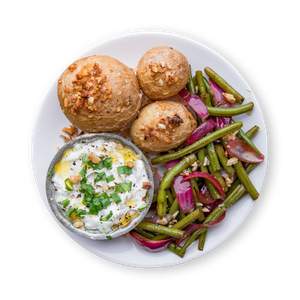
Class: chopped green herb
117,166,133,175
111,192,121,204
47,168,54,178
103,157,112,169
94,172,106,183
138,205,147,212
115,181,132,193
80,183,95,196
79,166,87,178
64,178,73,191
61,199,70,208
90,161,104,170
89,200,103,215
106,235,112,240
67,207,86,219
82,153,89,164
105,175,115,183
101,197,111,208
100,211,113,221
82,193,93,207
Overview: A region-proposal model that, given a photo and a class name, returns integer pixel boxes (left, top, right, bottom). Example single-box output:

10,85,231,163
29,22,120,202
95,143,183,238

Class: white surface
1,0,299,299
32,32,268,267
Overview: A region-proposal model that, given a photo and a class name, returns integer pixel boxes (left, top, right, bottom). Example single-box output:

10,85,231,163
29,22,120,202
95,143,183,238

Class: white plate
31,31,268,268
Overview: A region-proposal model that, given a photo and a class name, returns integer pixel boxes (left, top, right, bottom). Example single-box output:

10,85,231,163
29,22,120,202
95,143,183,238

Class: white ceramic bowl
32,31,268,268
46,133,154,240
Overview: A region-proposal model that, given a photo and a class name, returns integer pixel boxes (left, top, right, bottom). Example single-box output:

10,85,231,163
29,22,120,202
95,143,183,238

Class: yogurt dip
50,138,151,236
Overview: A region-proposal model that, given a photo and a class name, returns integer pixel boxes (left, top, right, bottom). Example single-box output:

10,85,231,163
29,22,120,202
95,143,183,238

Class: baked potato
130,100,197,152
136,46,189,100
58,55,141,132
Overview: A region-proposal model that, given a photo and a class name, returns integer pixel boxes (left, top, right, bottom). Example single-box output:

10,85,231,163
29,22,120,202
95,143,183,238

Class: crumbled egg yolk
125,199,136,208
54,160,70,177
119,147,137,163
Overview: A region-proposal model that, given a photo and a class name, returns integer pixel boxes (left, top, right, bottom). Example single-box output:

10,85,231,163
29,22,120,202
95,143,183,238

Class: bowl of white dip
46,133,154,240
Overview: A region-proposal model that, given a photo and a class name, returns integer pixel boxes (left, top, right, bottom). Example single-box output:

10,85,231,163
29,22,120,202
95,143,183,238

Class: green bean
166,189,174,207
245,125,260,139
168,243,185,257
137,221,184,238
215,144,235,177
152,122,243,164
175,163,258,255
192,76,199,94
133,228,155,239
204,67,244,103
157,154,197,217
198,231,207,251
187,65,196,94
198,149,221,199
228,163,256,194
174,209,204,229
227,127,259,193
196,70,212,106
207,142,221,172
168,196,179,215
234,161,259,200
207,102,254,117
208,166,228,192
176,227,204,256
152,209,203,241
190,178,201,202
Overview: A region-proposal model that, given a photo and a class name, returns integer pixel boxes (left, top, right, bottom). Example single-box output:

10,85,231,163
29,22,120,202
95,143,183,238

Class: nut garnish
69,175,81,184
63,63,112,114
142,181,151,189
227,157,238,166
223,93,236,104
61,125,82,142
88,152,100,164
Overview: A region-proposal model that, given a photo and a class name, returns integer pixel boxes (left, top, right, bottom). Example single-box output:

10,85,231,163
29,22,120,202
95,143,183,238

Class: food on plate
136,46,189,100
50,137,151,235
130,66,265,258
58,55,141,132
49,45,265,258
130,100,197,152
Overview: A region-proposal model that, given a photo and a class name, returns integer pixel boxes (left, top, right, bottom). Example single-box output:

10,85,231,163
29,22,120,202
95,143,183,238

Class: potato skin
137,46,189,100
130,100,197,152
58,55,141,132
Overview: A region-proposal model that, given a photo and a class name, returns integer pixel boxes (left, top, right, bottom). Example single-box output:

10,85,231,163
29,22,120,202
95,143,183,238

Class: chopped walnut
227,157,238,166
191,161,198,171
63,63,112,114
69,175,81,184
142,181,151,189
68,63,77,72
62,126,78,136
88,152,100,164
61,125,81,142
126,161,134,168
223,92,236,104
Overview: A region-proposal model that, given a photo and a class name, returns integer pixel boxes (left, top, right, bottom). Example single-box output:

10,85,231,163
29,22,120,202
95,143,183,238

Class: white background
0,0,299,299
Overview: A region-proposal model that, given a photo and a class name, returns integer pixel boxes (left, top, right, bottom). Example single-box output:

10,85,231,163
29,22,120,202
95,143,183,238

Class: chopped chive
61,199,70,208
94,172,106,183
115,181,132,193
103,157,112,169
111,192,121,204
100,211,113,221
117,166,133,175
64,178,73,191
105,175,115,183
